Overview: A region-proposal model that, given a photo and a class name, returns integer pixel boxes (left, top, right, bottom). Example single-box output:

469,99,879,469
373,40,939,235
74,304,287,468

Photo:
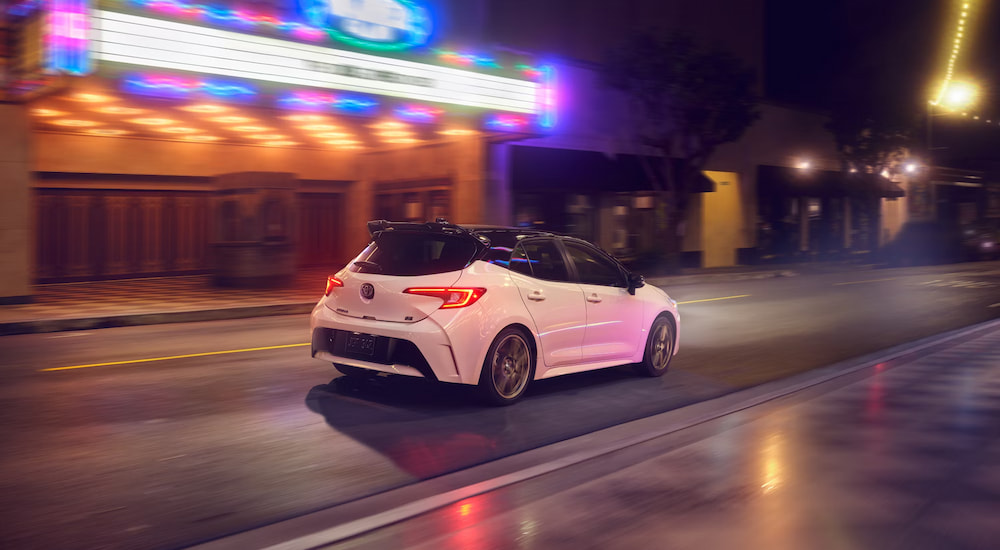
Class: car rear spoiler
367,219,492,247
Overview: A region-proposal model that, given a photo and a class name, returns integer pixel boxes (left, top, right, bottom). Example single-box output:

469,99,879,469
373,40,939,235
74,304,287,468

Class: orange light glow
183,135,222,142
50,119,100,127
231,125,271,132
180,104,229,113
31,108,67,117
129,118,176,126
385,138,419,144
209,116,255,124
248,134,288,140
299,124,339,131
67,93,116,103
378,130,411,137
261,140,298,147
157,127,200,134
439,129,477,136
95,106,145,115
325,139,359,146
370,121,407,129
86,128,131,136
313,132,352,139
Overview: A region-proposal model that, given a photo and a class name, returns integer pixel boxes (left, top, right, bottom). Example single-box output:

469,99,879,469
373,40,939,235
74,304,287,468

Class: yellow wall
700,170,743,267
0,105,33,300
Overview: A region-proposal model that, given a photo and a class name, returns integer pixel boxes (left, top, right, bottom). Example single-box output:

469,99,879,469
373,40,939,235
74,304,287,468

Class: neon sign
277,91,380,114
485,114,529,131
394,104,443,123
47,0,91,75
129,0,327,42
298,0,433,51
122,74,257,99
91,10,539,113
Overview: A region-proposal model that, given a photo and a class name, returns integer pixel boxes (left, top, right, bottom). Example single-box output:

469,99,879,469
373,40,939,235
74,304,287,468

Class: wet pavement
307,320,1000,550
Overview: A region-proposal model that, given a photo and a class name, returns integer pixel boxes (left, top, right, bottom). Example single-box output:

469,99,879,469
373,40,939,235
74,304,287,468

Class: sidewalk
0,262,824,336
197,318,1000,550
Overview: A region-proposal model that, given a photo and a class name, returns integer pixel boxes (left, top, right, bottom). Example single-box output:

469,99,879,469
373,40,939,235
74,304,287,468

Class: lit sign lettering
91,10,538,113
298,0,432,51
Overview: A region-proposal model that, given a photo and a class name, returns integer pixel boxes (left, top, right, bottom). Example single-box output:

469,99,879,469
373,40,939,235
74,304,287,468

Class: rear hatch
325,227,485,323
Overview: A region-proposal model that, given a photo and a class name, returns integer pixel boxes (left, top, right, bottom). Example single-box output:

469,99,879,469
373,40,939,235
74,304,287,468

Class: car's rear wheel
635,316,675,377
479,328,534,406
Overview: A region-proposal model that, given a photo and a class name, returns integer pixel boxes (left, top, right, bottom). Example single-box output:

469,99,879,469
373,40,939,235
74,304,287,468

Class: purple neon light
129,0,326,42
394,104,443,122
277,91,379,114
122,74,257,98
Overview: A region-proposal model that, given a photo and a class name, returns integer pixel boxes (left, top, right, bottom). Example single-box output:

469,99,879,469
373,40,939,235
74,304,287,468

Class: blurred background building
1,0,994,302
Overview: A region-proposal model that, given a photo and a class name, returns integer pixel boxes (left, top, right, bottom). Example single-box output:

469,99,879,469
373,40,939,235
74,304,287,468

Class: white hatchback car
310,220,680,405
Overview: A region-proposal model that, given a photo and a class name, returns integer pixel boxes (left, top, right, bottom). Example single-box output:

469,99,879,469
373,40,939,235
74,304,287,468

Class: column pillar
0,104,34,303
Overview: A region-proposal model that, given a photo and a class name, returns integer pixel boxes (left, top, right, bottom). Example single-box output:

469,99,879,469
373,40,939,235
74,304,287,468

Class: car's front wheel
479,328,535,406
635,315,675,377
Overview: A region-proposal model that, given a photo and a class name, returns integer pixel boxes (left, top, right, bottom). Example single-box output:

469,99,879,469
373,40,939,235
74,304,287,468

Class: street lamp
927,80,978,163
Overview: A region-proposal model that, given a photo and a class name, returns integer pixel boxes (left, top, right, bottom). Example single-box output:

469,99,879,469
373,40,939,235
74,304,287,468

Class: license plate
345,332,376,356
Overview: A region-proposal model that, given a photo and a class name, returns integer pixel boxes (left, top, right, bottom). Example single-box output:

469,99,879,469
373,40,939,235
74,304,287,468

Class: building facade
2,0,891,302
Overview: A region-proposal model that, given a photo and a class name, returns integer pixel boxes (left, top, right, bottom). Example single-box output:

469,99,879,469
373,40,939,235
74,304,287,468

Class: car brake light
403,287,487,309
325,276,344,296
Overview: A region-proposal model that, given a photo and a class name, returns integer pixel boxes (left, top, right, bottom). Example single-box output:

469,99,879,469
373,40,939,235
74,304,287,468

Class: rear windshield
350,231,479,276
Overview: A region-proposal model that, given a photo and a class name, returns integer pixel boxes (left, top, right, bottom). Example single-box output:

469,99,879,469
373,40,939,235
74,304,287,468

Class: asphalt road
1,262,999,549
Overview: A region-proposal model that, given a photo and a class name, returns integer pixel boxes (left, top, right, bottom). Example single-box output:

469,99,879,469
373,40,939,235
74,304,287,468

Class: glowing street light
939,80,978,111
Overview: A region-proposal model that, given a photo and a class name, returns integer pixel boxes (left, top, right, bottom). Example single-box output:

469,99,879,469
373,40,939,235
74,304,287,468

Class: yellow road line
45,295,753,371
42,343,310,372
678,294,751,305
833,277,899,286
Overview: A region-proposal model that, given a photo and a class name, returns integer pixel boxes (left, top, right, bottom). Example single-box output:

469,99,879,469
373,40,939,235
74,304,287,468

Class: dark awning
511,146,714,194
757,165,904,199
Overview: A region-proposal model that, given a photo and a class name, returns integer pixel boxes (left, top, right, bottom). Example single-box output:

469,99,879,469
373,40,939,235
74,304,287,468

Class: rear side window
564,241,626,287
513,240,570,282
351,232,478,276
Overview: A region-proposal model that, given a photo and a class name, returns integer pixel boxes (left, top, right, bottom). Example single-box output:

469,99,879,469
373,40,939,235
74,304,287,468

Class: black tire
478,327,535,406
334,364,373,378
634,315,675,377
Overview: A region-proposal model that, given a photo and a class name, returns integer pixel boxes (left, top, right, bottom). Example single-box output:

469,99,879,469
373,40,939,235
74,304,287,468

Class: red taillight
403,287,487,309
324,275,344,296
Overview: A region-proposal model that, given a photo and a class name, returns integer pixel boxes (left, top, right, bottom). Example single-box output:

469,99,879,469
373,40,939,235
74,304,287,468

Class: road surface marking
42,343,310,372
678,294,751,305
833,277,899,286
46,296,752,371
990,303,1000,308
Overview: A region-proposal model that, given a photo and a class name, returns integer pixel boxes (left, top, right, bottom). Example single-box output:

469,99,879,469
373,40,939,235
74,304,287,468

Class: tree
604,32,760,269
825,107,914,180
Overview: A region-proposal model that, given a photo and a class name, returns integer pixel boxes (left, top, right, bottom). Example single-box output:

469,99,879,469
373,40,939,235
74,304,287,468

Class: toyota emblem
360,283,375,300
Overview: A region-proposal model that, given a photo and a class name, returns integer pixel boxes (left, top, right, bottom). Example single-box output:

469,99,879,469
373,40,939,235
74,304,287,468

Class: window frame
509,237,573,283
559,238,629,288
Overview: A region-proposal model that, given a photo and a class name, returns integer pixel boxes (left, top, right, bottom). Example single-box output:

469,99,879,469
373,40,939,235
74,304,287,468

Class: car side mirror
627,273,645,295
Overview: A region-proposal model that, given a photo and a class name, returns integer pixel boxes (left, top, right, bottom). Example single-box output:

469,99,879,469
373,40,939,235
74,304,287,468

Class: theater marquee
89,10,539,114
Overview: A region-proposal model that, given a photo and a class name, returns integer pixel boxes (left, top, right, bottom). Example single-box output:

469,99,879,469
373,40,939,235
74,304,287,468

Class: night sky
766,0,1000,163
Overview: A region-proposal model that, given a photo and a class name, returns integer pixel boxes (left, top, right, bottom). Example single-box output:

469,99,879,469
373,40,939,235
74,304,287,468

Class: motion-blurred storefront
1,0,556,294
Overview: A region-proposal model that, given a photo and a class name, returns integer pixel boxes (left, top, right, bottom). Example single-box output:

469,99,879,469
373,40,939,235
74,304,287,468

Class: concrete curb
0,303,315,336
189,318,1000,550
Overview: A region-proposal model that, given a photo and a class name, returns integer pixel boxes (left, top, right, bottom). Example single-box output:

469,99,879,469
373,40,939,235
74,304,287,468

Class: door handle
527,290,545,301
587,293,602,303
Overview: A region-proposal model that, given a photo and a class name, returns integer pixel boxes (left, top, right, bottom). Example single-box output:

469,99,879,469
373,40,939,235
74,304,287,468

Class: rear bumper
310,302,464,383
